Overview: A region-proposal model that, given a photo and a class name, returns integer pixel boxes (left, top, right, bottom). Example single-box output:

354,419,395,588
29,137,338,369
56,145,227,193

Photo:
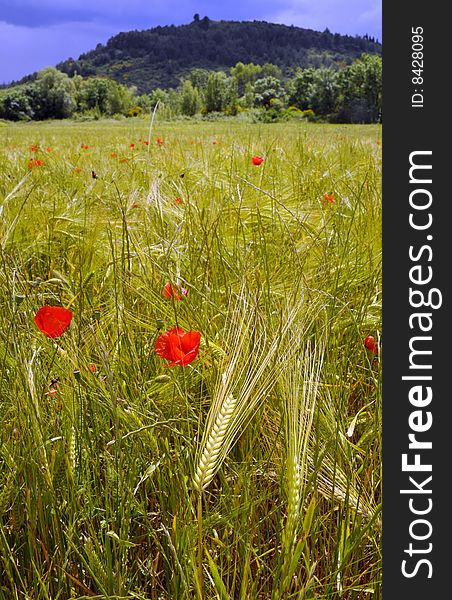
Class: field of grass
0,119,381,600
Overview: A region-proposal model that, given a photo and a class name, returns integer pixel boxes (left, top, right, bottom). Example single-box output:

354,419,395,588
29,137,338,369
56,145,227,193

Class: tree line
0,54,381,124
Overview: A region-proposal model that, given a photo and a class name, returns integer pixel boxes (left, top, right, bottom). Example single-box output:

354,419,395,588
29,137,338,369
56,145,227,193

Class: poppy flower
175,197,183,205
323,193,335,204
34,306,73,338
130,143,135,148
30,145,38,152
89,363,96,373
81,144,89,150
45,386,59,396
132,202,140,209
163,282,187,300
111,152,117,158
142,140,149,145
154,327,201,367
28,159,43,169
156,137,164,146
251,155,264,165
45,146,53,152
364,335,378,355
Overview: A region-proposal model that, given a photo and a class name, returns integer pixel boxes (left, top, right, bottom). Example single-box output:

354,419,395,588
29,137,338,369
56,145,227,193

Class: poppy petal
154,327,201,366
34,306,73,338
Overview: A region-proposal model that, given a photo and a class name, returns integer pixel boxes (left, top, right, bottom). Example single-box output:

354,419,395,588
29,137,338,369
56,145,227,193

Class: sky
0,0,382,85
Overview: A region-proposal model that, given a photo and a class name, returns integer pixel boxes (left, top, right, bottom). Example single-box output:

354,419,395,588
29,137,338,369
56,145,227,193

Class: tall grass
0,119,381,599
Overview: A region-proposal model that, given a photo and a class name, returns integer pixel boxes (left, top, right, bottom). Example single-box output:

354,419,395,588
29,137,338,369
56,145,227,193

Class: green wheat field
0,119,381,600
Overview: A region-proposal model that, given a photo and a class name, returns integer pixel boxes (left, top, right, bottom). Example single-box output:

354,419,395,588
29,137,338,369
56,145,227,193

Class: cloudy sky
0,0,381,85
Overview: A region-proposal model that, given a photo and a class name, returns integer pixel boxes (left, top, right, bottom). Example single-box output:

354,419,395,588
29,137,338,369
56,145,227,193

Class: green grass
0,118,381,599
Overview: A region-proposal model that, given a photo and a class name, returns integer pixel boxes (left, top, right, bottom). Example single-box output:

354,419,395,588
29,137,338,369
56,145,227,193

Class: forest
0,54,381,124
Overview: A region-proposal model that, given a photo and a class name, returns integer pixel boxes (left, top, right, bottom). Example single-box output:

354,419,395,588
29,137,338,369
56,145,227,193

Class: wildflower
175,197,183,205
364,335,378,355
74,167,82,173
45,146,53,152
142,140,149,145
156,137,164,146
30,145,38,152
154,327,201,367
81,144,89,149
130,143,135,148
251,155,264,165
119,157,128,163
28,159,43,169
132,202,140,209
163,282,187,300
323,193,335,204
89,363,96,373
111,152,117,158
45,378,60,396
34,306,73,338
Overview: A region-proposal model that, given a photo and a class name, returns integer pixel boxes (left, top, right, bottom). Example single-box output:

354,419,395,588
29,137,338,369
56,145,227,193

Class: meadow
0,118,381,599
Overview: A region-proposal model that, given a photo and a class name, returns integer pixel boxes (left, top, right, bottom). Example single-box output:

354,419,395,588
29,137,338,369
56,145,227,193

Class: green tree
253,76,287,109
33,67,76,119
336,54,382,123
180,80,201,116
0,87,34,121
287,68,316,110
230,62,262,96
309,67,338,116
78,77,111,113
187,68,210,90
204,71,228,113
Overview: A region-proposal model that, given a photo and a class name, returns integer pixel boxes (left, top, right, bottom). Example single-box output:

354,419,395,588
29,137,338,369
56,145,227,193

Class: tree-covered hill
27,16,380,94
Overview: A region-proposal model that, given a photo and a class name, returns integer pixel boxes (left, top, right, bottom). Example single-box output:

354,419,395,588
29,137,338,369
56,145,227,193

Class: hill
43,17,381,94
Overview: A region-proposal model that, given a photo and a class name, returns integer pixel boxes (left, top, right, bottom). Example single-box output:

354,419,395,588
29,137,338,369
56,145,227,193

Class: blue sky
0,0,381,85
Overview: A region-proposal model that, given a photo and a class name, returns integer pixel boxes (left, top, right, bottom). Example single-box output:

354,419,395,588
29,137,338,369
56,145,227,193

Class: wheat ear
193,390,236,492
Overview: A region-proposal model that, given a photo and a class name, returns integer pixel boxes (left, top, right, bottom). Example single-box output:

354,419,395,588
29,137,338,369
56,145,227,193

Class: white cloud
264,0,381,39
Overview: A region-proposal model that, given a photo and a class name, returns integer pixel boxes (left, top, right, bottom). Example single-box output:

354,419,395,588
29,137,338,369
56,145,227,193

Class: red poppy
130,143,135,148
163,282,187,300
45,146,53,152
34,306,73,338
323,193,335,204
89,363,96,373
132,202,140,209
28,159,43,169
111,152,117,158
154,327,201,367
251,155,264,165
142,140,149,145
81,144,89,149
30,145,38,152
156,137,164,146
364,335,378,355
175,197,183,205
